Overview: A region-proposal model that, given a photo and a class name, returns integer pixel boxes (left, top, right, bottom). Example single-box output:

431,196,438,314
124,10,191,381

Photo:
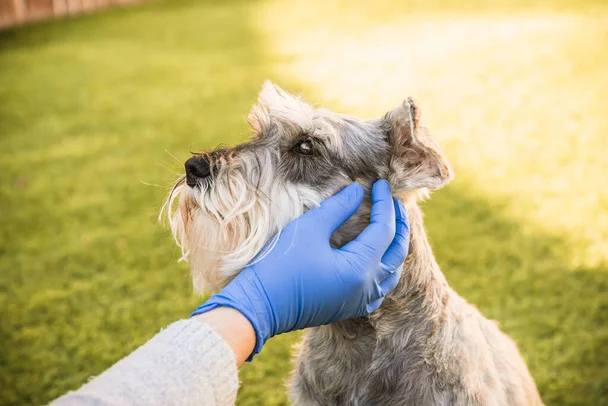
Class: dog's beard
162,151,323,293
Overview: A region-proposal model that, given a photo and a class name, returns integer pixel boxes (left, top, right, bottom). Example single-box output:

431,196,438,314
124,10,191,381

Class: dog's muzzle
185,156,212,187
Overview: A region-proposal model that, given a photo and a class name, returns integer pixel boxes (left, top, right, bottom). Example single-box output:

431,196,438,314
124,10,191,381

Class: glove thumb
308,182,364,238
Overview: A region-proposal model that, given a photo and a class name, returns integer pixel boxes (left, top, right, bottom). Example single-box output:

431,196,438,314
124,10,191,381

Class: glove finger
378,263,404,296
306,182,364,238
378,199,410,272
340,180,395,256
365,297,384,314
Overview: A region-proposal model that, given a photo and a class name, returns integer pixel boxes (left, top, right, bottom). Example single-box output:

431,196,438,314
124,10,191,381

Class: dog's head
162,81,452,293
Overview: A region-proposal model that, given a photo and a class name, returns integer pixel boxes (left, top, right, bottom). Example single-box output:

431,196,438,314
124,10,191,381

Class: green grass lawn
1,0,606,404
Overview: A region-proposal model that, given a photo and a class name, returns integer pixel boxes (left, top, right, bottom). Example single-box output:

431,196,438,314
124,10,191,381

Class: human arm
50,319,239,406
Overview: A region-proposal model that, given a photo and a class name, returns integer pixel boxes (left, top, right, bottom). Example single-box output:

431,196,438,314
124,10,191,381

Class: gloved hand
191,179,410,360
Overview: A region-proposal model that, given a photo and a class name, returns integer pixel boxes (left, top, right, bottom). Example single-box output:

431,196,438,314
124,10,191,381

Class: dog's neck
392,201,449,303
329,200,450,338
373,201,450,327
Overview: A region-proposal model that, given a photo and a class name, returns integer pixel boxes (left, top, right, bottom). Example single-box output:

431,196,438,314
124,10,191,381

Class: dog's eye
295,140,314,155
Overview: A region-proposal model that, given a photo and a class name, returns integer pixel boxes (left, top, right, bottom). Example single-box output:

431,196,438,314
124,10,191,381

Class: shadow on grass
423,181,608,406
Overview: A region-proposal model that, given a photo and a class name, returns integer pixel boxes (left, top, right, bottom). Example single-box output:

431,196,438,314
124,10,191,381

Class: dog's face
163,81,452,293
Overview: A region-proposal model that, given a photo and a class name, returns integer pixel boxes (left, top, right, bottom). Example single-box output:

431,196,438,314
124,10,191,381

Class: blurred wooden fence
0,0,148,28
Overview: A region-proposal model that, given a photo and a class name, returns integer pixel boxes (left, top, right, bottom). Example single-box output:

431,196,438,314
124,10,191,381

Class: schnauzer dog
163,81,543,405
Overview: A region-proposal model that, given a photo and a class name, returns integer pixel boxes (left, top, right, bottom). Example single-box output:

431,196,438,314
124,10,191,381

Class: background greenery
1,0,606,404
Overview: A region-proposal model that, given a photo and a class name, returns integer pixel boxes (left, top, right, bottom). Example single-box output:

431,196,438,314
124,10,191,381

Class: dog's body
164,81,543,405
291,203,542,405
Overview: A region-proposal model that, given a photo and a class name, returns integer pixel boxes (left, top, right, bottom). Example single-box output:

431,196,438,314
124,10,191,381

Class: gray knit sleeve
50,319,239,406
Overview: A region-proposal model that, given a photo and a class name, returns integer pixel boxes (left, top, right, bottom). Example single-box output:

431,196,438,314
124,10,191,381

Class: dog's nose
185,156,211,187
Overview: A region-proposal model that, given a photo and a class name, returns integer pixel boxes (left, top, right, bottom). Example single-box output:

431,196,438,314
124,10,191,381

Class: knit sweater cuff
156,319,239,404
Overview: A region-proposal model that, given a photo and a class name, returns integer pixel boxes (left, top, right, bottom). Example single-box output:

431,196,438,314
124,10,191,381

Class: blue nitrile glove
191,179,410,360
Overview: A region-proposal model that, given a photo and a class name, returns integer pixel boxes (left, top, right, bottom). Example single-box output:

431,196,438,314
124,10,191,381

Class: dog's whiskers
159,175,186,223
164,149,183,165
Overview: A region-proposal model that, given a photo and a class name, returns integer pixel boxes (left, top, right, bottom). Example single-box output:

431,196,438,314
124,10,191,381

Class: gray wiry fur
164,81,544,405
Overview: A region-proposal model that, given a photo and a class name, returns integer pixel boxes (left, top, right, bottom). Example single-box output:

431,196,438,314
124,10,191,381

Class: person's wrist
191,268,275,360
192,307,256,366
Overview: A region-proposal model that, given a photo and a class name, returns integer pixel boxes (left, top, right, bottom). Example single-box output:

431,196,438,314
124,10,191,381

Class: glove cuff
190,271,274,361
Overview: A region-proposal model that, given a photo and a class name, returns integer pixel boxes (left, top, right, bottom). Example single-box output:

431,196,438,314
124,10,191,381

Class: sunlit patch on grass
255,1,608,268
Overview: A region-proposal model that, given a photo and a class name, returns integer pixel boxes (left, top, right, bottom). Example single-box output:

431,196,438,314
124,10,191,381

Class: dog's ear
248,80,313,134
384,98,453,192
